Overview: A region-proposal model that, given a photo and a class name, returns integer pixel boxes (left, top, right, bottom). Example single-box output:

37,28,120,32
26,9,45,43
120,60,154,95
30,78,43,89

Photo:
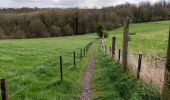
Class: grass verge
93,48,161,100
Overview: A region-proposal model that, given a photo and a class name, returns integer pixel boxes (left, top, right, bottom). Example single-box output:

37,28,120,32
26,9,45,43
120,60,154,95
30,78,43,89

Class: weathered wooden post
118,49,121,62
122,16,130,71
105,45,107,54
60,56,63,81
112,37,116,58
80,49,82,61
1,79,8,100
137,54,142,79
162,27,170,99
73,51,76,68
84,47,86,56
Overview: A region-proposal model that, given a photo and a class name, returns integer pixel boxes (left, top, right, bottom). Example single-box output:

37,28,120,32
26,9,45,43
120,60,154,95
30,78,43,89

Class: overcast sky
0,0,169,8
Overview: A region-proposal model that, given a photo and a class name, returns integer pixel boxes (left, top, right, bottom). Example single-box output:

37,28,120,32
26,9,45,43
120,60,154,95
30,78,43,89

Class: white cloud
50,0,61,3
0,0,169,8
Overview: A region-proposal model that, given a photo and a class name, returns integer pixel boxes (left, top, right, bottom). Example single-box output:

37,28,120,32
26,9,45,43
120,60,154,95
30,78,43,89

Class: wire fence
0,41,95,100
101,38,166,89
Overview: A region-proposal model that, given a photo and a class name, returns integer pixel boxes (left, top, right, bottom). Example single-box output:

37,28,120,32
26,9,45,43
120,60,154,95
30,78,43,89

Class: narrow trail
80,48,96,100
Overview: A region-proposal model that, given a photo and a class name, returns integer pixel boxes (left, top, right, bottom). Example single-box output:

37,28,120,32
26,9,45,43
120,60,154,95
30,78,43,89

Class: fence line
0,41,94,100
101,35,166,88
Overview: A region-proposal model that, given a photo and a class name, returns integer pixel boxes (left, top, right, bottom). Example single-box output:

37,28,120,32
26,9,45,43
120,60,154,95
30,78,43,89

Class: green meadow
105,20,170,57
0,34,96,100
0,20,169,100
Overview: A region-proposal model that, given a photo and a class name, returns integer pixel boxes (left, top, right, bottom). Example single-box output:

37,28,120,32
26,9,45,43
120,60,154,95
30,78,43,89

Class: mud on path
80,48,96,100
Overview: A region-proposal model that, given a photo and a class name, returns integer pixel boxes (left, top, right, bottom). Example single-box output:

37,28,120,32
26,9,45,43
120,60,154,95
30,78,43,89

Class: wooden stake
137,54,142,79
118,49,121,62
1,79,8,100
73,51,76,68
84,48,86,56
112,37,116,58
122,16,129,71
80,49,82,61
60,56,63,81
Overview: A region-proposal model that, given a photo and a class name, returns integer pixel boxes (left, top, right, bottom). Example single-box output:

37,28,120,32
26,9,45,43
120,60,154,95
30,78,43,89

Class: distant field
0,34,96,99
105,20,170,57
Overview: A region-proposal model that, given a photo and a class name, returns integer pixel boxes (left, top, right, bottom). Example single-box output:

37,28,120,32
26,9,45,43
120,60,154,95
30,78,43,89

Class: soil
80,48,96,100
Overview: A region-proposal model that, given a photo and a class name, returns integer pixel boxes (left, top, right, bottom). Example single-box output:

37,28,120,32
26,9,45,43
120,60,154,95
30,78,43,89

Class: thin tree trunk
162,27,170,100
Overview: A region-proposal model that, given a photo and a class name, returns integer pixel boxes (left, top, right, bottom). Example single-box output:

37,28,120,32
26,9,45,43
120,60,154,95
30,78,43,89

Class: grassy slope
93,48,160,100
105,20,170,57
0,34,96,100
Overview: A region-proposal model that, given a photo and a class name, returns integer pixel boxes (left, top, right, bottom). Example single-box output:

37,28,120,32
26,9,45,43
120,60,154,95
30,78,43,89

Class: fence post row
137,54,142,79
112,37,116,58
1,79,8,100
122,16,130,71
60,56,63,81
73,51,76,68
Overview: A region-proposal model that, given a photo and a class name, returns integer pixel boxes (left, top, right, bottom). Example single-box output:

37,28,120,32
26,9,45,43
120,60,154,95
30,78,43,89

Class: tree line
0,1,169,39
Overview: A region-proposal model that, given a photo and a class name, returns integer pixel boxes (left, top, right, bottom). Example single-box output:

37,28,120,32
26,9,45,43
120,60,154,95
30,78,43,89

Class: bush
96,23,109,38
50,26,61,37
61,24,74,36
103,30,109,38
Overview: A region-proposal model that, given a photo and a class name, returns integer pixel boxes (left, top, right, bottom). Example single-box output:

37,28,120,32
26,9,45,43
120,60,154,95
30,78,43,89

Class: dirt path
80,48,96,100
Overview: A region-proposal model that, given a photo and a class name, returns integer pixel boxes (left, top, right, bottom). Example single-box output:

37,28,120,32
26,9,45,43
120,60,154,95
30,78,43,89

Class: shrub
96,23,109,38
50,26,61,37
61,24,74,36
103,30,109,38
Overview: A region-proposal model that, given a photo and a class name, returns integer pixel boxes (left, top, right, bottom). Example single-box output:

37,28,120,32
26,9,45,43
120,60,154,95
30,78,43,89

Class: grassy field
105,20,170,57
93,48,160,100
0,20,169,100
0,34,96,100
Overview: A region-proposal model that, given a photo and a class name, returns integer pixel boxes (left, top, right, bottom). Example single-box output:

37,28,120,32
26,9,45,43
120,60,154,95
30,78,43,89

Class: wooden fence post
1,79,8,100
80,49,82,61
122,16,130,71
112,37,116,58
73,51,76,68
84,48,86,56
118,49,121,62
137,54,142,79
60,56,63,81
